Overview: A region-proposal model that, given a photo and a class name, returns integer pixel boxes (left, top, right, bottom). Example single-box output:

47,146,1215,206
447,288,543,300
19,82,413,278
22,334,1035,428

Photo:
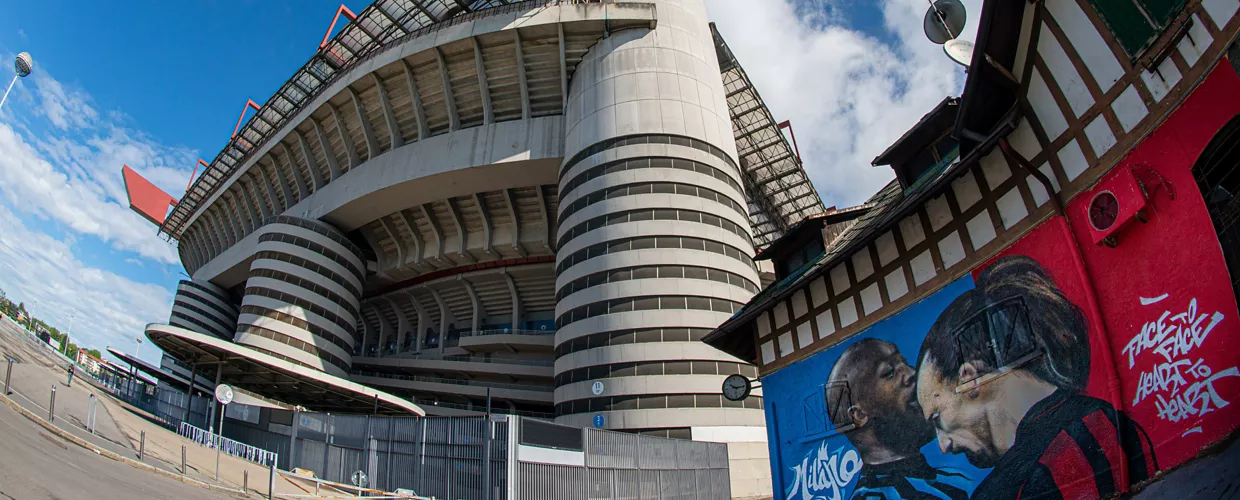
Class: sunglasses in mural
949,296,1042,393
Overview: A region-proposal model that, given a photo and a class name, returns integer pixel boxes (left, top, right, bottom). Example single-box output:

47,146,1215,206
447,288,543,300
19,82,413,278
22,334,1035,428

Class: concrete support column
553,1,770,496
170,279,239,340
233,216,366,378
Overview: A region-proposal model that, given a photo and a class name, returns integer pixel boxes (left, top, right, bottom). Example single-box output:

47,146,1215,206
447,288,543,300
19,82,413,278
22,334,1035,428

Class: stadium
126,0,823,492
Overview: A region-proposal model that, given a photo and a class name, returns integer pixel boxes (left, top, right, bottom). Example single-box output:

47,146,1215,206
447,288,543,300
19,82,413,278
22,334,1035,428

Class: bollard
48,385,56,422
139,431,146,461
4,357,13,395
244,469,249,493
182,445,187,476
268,462,277,500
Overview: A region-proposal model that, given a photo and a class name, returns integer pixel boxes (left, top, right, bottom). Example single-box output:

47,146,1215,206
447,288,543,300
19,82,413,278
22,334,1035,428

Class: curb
0,391,256,498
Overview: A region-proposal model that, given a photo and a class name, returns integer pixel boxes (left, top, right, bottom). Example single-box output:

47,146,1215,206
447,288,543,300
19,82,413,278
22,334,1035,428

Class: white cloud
0,67,196,265
17,29,26,42
0,203,172,365
706,0,982,206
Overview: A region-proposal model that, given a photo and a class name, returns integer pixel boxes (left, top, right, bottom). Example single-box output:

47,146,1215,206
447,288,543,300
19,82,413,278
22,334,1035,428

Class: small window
1088,0,1187,58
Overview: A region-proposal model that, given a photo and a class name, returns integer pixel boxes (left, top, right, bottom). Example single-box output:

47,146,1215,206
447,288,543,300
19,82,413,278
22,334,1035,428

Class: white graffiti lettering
1126,296,1237,423
786,442,862,500
1154,367,1240,422
1122,299,1224,368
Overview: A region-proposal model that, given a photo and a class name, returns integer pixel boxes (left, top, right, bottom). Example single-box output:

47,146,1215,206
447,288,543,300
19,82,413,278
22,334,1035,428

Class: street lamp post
63,314,74,357
0,52,33,112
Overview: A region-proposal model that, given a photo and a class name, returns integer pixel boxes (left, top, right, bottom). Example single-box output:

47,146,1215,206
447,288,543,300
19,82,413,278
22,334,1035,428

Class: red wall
1067,62,1240,468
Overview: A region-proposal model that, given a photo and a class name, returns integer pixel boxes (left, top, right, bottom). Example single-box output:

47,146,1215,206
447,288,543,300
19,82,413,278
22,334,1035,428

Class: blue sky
0,0,978,366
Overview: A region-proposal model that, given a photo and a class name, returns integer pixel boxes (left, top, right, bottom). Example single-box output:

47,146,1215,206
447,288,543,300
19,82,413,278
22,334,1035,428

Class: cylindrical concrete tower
234,216,365,378
170,279,238,341
554,0,764,440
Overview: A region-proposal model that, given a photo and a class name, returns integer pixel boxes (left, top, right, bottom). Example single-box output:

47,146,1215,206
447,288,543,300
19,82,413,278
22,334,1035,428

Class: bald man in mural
827,338,973,499
916,256,1157,499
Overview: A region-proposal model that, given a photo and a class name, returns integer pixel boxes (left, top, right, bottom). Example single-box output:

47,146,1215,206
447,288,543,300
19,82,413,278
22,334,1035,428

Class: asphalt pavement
0,398,242,499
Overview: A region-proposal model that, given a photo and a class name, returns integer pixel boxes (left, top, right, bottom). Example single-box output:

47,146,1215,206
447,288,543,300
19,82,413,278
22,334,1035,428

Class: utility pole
62,314,74,356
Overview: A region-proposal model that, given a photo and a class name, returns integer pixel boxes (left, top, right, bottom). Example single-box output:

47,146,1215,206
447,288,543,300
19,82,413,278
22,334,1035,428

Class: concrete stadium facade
144,1,825,496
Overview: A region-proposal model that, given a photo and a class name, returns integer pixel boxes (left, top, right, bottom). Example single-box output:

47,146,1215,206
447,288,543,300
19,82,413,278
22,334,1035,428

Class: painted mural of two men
828,256,1157,499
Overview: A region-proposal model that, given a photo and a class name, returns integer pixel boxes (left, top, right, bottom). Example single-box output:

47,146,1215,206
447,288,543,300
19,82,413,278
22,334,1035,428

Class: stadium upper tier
166,1,821,282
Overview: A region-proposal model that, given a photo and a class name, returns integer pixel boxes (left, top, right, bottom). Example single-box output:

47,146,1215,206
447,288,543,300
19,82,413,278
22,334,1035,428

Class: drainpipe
999,138,1131,491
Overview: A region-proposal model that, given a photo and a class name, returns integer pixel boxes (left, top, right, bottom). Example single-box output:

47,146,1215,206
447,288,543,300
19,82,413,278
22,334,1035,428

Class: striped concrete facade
169,279,238,340
553,0,765,439
234,216,366,378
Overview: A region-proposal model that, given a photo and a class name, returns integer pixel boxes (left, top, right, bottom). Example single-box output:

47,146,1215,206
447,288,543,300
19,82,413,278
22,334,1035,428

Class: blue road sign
593,413,605,428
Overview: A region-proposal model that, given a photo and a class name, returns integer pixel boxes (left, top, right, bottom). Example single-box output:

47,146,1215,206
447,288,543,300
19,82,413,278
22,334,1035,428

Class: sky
0,0,980,366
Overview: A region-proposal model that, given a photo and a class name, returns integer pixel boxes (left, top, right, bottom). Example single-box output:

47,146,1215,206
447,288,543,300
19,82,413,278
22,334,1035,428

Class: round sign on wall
214,384,234,405
593,413,605,428
591,381,604,395
351,470,368,487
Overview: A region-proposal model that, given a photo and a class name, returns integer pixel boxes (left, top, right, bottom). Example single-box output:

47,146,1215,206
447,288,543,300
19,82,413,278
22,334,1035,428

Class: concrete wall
554,1,770,497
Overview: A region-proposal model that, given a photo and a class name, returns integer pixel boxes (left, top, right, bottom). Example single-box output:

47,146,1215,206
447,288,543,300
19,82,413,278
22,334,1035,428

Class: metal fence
178,421,280,466
212,404,731,500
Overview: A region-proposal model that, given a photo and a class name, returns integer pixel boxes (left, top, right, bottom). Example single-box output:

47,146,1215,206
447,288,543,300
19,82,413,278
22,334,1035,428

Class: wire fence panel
126,377,730,500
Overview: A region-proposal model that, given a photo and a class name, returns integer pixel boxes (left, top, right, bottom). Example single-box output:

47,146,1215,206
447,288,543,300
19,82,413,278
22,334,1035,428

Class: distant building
76,351,103,375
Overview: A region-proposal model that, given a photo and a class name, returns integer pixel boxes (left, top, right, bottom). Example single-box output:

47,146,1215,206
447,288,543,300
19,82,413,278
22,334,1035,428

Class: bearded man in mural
916,256,1158,499
826,339,974,499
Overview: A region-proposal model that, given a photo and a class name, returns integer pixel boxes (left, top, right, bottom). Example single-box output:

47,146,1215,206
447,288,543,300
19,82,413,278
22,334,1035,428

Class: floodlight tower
0,52,33,112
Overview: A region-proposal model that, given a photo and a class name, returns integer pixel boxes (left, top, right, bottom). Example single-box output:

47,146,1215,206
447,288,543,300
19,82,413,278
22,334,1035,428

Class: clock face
1089,191,1120,231
722,374,751,401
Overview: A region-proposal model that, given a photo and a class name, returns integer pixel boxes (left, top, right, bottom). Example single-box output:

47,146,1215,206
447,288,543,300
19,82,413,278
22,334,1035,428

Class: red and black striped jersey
972,389,1157,500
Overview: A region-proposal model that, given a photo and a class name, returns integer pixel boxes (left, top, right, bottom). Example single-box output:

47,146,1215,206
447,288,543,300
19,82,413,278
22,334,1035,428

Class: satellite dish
944,39,975,67
923,0,967,45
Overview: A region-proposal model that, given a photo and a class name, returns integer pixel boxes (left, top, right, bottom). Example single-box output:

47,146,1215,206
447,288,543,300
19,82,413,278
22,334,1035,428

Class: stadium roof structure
158,0,541,241
146,324,426,415
711,23,825,251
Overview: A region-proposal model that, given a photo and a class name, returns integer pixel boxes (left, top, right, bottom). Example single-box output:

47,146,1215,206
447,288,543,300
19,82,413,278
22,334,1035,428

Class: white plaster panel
926,194,953,231
1084,115,1117,157
965,211,997,251
1009,119,1042,160
951,173,983,211
860,283,882,316
1112,85,1148,133
829,265,850,296
777,332,794,358
836,296,859,328
1037,23,1093,117
809,277,829,308
791,289,809,318
1177,15,1213,67
796,321,813,349
884,269,908,301
1141,57,1182,103
1027,162,1060,207
1203,0,1240,25
899,214,926,248
1028,68,1070,140
760,341,775,365
773,301,789,328
1058,139,1089,182
938,231,966,269
996,187,1029,230
910,250,936,286
757,311,771,338
980,150,1012,191
851,250,874,281
815,310,835,339
875,231,899,267
1044,0,1125,90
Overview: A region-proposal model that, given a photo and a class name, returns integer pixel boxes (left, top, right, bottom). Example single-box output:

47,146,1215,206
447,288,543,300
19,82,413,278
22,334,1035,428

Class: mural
764,218,1239,499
